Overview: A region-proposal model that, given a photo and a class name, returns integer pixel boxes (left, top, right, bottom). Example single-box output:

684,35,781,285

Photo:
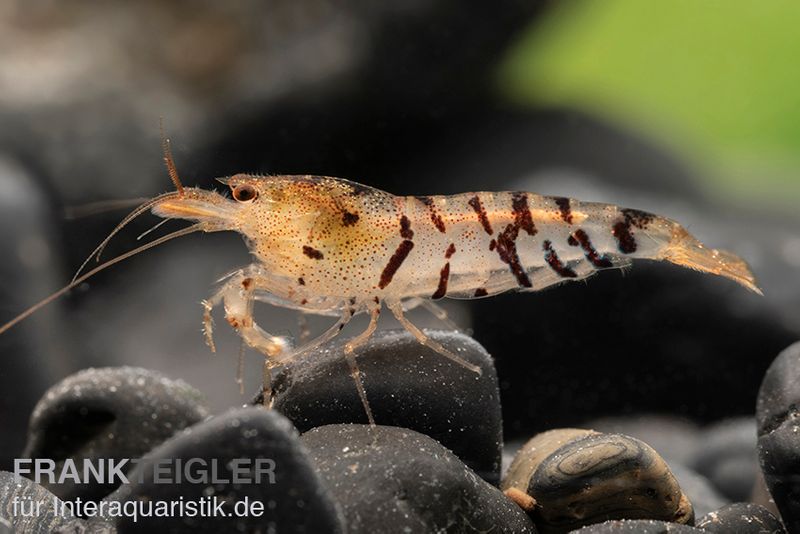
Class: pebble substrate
1,331,797,533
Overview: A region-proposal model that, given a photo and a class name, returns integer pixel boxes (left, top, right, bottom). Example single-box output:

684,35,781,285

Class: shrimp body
154,174,758,310
2,169,761,425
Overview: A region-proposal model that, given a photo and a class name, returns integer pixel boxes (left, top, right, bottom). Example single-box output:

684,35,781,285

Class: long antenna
0,224,202,336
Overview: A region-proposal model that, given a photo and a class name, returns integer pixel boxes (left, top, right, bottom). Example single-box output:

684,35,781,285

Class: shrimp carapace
0,171,761,425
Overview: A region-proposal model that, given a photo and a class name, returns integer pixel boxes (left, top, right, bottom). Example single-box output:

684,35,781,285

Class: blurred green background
498,0,800,211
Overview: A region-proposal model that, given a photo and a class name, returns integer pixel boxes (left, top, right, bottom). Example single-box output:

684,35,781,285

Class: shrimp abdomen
394,191,759,300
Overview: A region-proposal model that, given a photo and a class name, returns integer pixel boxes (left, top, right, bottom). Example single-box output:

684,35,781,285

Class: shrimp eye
232,184,257,202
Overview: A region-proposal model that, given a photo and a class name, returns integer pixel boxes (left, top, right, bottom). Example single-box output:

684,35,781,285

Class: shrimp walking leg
386,300,481,375
414,298,463,332
273,311,354,366
343,306,381,426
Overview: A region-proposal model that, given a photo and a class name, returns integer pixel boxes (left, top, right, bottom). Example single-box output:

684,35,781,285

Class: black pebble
569,519,702,533
265,329,503,485
756,341,800,531
301,424,536,533
695,502,785,533
0,471,86,533
111,407,344,533
23,367,210,502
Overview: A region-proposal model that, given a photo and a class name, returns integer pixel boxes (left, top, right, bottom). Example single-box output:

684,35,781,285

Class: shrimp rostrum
0,165,761,424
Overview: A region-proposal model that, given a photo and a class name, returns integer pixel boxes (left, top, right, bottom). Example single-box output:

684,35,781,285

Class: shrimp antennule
160,118,184,197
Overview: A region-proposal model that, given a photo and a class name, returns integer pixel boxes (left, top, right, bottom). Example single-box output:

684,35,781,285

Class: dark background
0,1,798,469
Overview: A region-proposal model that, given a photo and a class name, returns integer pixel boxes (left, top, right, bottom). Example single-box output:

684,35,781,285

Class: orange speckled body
181,174,757,320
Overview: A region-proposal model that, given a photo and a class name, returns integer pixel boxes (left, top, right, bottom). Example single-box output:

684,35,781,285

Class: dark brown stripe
612,221,637,254
543,240,577,278
302,245,324,260
418,196,446,233
474,288,488,297
445,243,456,259
297,277,305,286
489,239,496,251
378,240,414,289
495,223,532,288
553,196,573,224
569,229,613,268
342,211,359,226
468,195,493,235
512,192,537,235
400,215,414,239
621,208,654,229
431,262,450,299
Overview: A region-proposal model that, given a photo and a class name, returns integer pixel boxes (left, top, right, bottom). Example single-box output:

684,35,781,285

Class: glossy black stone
570,519,702,533
265,329,503,485
111,407,344,533
756,341,800,532
301,424,536,533
23,367,210,502
695,502,785,533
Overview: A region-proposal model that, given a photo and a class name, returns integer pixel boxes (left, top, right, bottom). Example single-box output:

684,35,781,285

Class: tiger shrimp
0,146,761,425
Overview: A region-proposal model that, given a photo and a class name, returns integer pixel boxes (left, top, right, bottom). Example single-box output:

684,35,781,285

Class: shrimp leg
343,306,381,426
273,310,354,366
202,266,291,403
403,297,463,332
386,300,481,375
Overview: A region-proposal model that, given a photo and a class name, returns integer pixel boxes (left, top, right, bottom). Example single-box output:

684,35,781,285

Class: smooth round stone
23,367,209,502
695,502,785,533
689,418,757,502
502,428,597,495
504,430,693,532
267,329,503,485
0,471,86,533
112,407,343,533
301,424,536,534
756,341,800,531
569,519,702,533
